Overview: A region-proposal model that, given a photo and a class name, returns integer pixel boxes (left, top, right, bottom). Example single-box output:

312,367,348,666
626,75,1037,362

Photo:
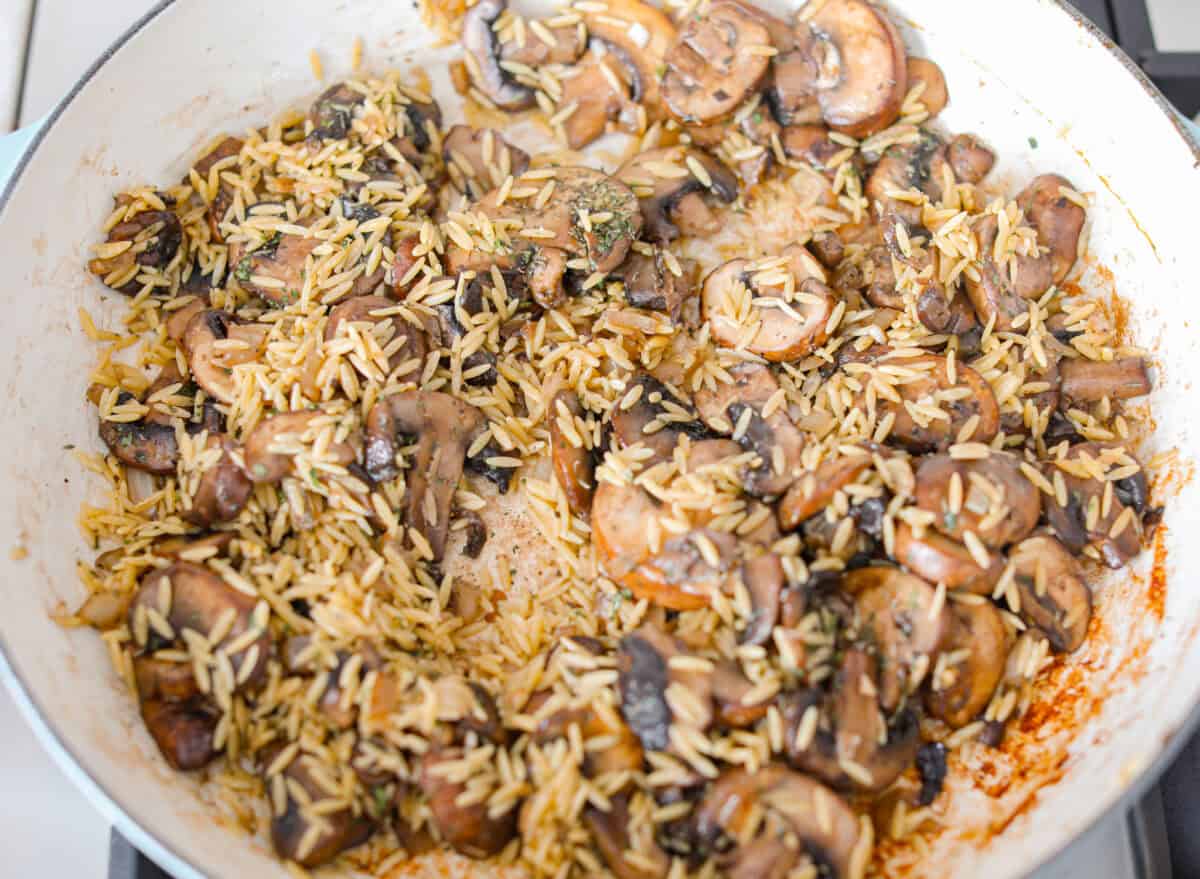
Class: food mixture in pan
72,0,1158,875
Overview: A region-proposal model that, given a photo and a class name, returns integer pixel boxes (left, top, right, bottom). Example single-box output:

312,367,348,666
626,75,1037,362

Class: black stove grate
106,1,1199,877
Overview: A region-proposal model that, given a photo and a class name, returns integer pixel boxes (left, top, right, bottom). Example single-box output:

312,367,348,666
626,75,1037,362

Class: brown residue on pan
1146,524,1168,622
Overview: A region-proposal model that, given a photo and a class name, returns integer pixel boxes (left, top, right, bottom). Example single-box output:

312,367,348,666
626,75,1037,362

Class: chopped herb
235,256,253,282
370,785,391,818
1028,136,1038,149
943,510,958,532
752,112,763,125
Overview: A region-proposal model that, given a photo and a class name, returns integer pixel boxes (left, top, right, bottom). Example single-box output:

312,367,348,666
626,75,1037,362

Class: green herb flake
1028,136,1039,149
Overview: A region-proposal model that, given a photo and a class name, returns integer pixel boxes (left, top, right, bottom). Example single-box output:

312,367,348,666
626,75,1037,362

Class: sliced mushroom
549,390,595,516
926,600,1008,727
442,125,530,198
617,626,676,751
662,2,772,124
1016,174,1087,285
610,373,709,463
865,131,950,223
1010,534,1092,651
618,245,694,318
702,255,835,362
905,58,948,117
133,657,218,771
915,452,1041,548
780,124,845,173
584,793,670,879
499,18,585,66
849,566,952,710
1042,442,1144,568
810,230,845,269
87,195,183,294
778,451,871,531
859,352,999,451
625,528,739,610
803,0,907,137
365,392,484,559
581,0,677,115
429,277,499,386
737,553,784,645
185,435,252,527
462,0,535,111
243,411,359,484
268,751,375,866
421,747,520,857
309,83,364,139
965,214,1051,331
228,227,319,306
324,295,428,375
616,146,737,242
768,38,822,127
534,703,644,777
1059,356,1151,404
192,136,244,242
558,55,637,150
593,480,660,584
695,362,806,496
98,403,179,475
474,166,642,273
694,766,870,879
892,522,1003,594
131,562,270,687
945,133,995,185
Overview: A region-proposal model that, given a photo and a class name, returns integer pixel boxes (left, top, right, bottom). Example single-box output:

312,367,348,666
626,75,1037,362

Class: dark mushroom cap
1041,442,1143,568
616,146,737,242
915,451,1041,548
864,131,949,223
804,0,907,137
1059,356,1151,404
618,245,694,318
133,656,218,771
945,133,995,185
309,83,364,140
829,648,921,792
610,373,709,464
442,124,531,198
268,751,375,866
98,405,179,475
185,435,252,527
662,2,773,124
965,213,1054,331
581,0,677,115
228,225,320,306
461,0,536,111
324,294,428,375
892,521,1003,595
1016,174,1087,284
1010,534,1092,651
87,201,183,295
243,411,360,485
420,747,518,857
737,552,784,646
905,57,948,117
181,310,268,404
584,793,670,879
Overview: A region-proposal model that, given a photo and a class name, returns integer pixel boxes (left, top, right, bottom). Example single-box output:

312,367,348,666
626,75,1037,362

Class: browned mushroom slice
534,703,644,777
227,226,319,306
926,600,1008,727
945,133,995,184
892,522,1002,595
905,58,948,117
324,295,427,375
865,131,950,223
851,567,952,710
593,480,660,584
694,766,870,879
736,553,784,646
1010,534,1092,652
442,124,530,198
625,528,739,610
617,627,679,751
88,197,183,294
803,0,906,137
364,391,485,560
462,0,536,111
131,563,270,687
581,0,677,116
243,411,359,484
768,37,822,127
475,166,642,273
499,18,585,66
1042,442,1144,568
308,82,364,139
584,793,670,879
618,245,693,318
615,146,737,242
1016,174,1087,284
420,747,519,857
268,751,375,866
192,136,244,242
810,230,845,269
778,452,871,530
1059,357,1151,404
780,124,844,173
964,213,1052,331
525,245,569,308
702,259,835,362
865,352,999,451
694,362,806,496
549,390,595,516
184,436,252,527
610,373,708,463
661,2,771,124
915,452,1041,548
133,657,218,771
558,55,637,150
98,401,179,475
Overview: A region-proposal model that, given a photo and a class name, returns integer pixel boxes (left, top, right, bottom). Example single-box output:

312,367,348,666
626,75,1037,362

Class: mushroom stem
1059,357,1151,403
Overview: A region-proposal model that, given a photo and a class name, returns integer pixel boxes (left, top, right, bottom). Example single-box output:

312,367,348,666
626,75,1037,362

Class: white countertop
0,2,1196,878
